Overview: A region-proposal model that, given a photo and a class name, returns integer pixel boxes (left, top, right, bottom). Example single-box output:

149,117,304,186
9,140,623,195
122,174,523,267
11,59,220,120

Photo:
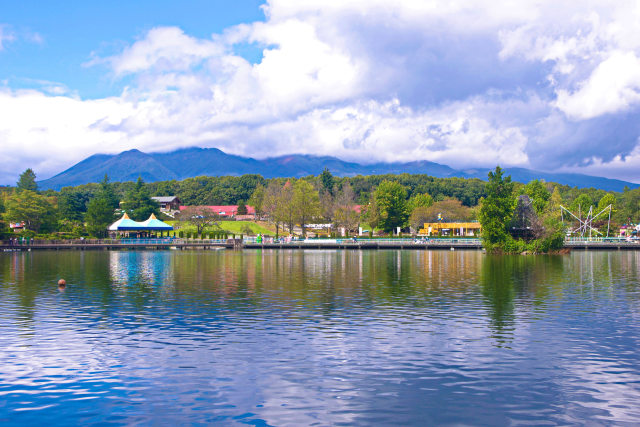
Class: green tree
248,184,265,217
293,180,321,237
371,180,408,233
58,188,91,221
0,197,6,236
407,193,434,213
99,175,120,209
4,190,56,233
17,168,38,192
121,177,159,221
478,166,515,248
570,194,594,216
85,176,119,237
546,186,563,218
364,197,382,231
85,198,116,237
320,168,335,196
619,188,640,223
237,200,248,215
522,180,550,214
597,193,617,215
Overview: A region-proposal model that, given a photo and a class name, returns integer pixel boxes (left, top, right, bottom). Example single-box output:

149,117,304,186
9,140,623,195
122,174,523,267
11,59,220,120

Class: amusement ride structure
560,204,612,238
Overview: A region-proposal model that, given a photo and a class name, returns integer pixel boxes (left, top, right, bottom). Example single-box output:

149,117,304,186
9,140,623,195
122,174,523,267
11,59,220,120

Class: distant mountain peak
36,146,640,192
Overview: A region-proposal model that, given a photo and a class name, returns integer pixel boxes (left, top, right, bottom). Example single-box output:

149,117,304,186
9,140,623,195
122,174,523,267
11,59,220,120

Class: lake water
0,249,639,425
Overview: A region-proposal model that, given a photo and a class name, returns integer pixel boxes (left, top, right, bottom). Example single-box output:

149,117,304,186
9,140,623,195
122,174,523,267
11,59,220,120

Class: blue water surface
0,250,639,425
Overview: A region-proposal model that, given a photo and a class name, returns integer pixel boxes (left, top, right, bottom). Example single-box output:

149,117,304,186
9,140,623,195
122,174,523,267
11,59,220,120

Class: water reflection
0,249,639,425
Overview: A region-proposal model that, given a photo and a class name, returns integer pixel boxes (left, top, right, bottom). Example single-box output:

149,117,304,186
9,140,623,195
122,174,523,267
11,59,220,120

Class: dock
1,237,639,252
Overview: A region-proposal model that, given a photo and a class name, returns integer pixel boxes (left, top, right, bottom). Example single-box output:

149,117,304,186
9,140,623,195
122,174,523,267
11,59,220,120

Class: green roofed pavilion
141,213,173,231
108,213,143,231
108,213,173,237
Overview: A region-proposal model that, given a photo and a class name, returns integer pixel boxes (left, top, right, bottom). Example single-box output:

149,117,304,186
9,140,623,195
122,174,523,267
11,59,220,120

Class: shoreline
1,239,639,252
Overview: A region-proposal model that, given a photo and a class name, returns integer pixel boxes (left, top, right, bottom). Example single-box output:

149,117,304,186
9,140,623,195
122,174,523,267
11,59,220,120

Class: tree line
1,167,640,239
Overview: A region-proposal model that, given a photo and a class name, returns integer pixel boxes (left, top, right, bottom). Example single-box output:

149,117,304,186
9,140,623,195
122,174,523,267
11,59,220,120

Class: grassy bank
166,220,274,236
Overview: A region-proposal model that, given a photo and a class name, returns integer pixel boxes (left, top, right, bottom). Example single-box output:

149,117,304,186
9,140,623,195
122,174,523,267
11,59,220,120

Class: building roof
152,196,180,203
140,213,173,230
108,213,141,230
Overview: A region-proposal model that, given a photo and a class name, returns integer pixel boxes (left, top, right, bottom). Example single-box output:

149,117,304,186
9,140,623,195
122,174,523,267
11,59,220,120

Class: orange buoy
58,279,66,286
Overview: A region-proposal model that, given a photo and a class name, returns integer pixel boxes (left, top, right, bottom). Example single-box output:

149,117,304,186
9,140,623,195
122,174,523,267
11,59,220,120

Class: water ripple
0,250,639,425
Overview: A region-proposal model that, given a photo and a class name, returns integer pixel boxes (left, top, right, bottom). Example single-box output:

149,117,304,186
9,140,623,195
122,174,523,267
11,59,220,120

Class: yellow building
419,222,482,237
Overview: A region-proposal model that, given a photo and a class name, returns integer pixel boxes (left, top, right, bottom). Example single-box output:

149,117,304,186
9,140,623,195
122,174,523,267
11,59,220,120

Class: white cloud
0,25,16,50
555,51,640,119
99,27,224,76
3,0,640,183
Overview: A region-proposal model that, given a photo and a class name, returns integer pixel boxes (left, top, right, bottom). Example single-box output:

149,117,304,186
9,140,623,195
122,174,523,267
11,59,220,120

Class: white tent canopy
108,213,173,232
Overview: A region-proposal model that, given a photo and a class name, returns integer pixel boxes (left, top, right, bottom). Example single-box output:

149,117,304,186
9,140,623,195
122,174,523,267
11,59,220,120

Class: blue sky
2,1,266,98
2,0,640,184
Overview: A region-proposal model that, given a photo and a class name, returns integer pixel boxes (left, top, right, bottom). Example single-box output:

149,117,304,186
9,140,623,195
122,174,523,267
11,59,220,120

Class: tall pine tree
478,166,515,248
121,177,159,221
85,175,118,237
17,169,38,192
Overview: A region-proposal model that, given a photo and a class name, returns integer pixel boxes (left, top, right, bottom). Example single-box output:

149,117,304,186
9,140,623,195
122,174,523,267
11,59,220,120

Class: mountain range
38,147,640,192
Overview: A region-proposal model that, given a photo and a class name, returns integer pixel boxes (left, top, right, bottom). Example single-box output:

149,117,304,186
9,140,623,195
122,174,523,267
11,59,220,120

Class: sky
2,0,640,184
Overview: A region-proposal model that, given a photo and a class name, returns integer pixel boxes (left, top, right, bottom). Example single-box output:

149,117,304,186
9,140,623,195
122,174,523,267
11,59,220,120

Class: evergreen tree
85,176,118,237
58,188,91,221
121,177,159,221
85,198,116,238
99,175,120,209
17,168,38,192
320,168,335,196
478,166,515,247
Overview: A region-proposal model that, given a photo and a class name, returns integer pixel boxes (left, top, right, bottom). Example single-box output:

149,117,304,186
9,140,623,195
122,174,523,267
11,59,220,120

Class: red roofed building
179,205,256,219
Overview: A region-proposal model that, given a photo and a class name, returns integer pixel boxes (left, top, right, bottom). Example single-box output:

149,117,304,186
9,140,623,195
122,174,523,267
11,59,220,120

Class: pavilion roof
140,213,173,230
108,213,173,231
108,213,141,231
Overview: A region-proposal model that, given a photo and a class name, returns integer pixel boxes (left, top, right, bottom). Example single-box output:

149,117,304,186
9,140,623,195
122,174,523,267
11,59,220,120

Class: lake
0,249,639,425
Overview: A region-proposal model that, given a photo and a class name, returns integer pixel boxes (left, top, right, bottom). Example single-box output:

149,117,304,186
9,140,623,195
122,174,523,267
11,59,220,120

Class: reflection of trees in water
109,251,176,311
3,249,637,327
0,252,36,326
480,255,518,344
568,251,640,308
156,250,488,313
0,251,118,327
480,254,567,345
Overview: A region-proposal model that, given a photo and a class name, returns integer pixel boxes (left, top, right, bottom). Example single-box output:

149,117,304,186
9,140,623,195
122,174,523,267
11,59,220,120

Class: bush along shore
479,167,566,254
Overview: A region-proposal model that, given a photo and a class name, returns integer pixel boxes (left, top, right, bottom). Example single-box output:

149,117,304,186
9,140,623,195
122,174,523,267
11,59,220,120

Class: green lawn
166,220,273,236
